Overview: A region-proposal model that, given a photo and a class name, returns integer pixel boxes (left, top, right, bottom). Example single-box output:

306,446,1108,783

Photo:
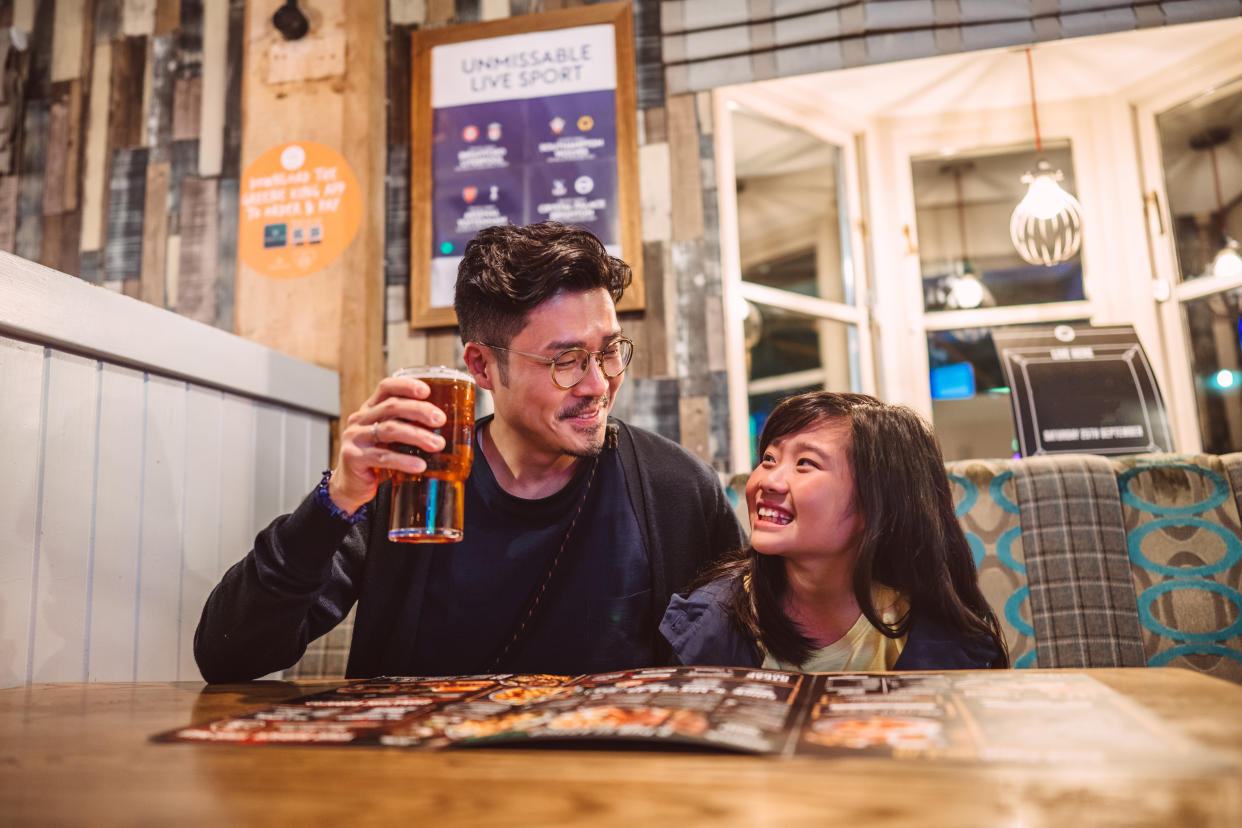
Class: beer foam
393,365,475,385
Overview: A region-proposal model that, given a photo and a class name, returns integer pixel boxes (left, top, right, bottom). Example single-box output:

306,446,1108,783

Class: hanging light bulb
1196,127,1242,279
945,270,985,309
1009,48,1084,266
944,163,989,308
1213,237,1242,279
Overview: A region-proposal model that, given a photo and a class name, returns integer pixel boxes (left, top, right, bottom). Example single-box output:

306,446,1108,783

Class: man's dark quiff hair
453,222,632,353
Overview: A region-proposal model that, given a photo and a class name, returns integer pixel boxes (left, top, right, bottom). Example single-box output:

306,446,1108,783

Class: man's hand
328,375,448,514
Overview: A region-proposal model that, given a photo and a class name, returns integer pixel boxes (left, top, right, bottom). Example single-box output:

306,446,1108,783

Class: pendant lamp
1009,48,1083,266
944,162,986,309
1213,238,1242,279
1193,126,1242,279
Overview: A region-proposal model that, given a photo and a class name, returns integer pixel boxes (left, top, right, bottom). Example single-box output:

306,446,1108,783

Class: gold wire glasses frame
478,337,635,389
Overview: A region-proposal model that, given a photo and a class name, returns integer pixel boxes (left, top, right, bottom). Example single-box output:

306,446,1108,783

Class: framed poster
993,324,1173,456
409,2,644,329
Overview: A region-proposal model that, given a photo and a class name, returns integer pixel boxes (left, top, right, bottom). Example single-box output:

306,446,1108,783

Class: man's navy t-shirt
411,424,653,675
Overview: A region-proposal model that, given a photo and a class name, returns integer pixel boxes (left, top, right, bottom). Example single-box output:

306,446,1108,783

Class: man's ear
462,342,496,392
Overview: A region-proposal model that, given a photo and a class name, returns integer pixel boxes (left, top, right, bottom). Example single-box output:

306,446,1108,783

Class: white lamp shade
1211,238,1242,279
1009,164,1084,266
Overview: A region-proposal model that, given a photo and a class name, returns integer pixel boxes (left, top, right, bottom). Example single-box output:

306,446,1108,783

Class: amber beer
387,366,476,543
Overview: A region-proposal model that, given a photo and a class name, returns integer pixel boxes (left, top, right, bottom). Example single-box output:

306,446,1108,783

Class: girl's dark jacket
660,576,1006,670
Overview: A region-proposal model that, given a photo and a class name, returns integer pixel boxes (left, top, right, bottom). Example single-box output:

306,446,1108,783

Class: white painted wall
0,253,338,687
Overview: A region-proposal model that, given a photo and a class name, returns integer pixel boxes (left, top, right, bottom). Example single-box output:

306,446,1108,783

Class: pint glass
387,366,476,543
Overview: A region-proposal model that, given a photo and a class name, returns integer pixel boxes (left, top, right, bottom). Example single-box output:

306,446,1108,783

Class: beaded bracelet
312,469,368,525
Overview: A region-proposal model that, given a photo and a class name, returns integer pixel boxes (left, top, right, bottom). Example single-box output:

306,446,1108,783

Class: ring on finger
371,422,380,443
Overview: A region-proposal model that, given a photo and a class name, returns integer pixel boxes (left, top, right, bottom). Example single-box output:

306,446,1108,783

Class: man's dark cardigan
194,419,744,682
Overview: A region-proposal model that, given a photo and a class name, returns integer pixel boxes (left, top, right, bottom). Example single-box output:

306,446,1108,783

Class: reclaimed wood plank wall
233,0,386,444
0,0,241,332
2,0,732,472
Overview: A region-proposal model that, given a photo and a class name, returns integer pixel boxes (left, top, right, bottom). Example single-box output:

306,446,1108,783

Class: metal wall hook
273,0,309,41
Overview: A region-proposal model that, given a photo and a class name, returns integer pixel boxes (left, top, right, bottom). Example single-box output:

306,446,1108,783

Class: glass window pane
732,107,854,305
1183,288,1242,453
926,328,1018,461
745,302,859,464
926,321,1087,461
1156,77,1242,283
912,142,1084,313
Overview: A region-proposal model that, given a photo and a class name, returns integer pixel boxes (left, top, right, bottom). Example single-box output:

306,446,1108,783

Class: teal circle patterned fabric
1136,579,1242,642
1129,519,1241,577
989,470,1021,515
1118,456,1242,683
947,460,1034,668
1119,463,1230,516
949,473,977,517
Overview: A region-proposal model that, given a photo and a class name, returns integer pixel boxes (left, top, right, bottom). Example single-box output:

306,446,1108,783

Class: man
195,222,743,681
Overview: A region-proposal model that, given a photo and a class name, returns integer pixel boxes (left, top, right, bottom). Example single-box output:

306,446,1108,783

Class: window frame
714,85,875,473
1131,39,1242,454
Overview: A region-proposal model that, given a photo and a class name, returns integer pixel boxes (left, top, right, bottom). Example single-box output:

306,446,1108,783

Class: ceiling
772,18,1242,118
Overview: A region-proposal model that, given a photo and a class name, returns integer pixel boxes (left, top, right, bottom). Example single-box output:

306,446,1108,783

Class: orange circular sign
239,141,362,279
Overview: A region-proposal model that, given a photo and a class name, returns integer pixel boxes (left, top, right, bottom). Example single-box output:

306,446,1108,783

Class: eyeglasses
478,337,634,389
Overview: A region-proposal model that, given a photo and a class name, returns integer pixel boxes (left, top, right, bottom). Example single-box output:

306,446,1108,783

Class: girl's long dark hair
700,392,1009,667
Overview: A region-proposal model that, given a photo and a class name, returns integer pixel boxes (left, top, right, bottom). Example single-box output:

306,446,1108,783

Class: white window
716,20,1242,468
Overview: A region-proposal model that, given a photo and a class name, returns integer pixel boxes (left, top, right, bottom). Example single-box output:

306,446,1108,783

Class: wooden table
2,668,1240,826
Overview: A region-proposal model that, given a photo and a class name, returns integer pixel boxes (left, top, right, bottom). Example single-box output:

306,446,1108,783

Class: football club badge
552,179,567,197
462,125,479,142
549,117,566,135
462,186,478,203
574,175,594,195
487,122,502,141
577,115,594,132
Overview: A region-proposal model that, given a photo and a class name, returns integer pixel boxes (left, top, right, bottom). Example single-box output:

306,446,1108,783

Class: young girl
660,391,1008,671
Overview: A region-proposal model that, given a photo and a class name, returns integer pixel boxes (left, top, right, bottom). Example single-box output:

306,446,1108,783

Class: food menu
792,672,1210,763
157,668,1218,766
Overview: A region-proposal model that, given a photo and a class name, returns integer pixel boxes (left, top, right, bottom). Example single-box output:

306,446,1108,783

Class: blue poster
432,166,526,256
432,100,528,177
428,24,623,307
527,155,618,250
525,90,618,165
431,90,619,255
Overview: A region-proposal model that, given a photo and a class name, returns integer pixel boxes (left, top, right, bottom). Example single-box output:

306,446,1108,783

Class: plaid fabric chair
952,453,1242,684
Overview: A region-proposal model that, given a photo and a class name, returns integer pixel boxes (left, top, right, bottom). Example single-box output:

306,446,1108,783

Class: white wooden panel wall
0,339,332,686
0,338,47,687
0,254,338,687
91,363,146,682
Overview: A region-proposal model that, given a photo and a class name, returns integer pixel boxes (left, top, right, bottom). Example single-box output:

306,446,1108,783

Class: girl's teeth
759,508,791,525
